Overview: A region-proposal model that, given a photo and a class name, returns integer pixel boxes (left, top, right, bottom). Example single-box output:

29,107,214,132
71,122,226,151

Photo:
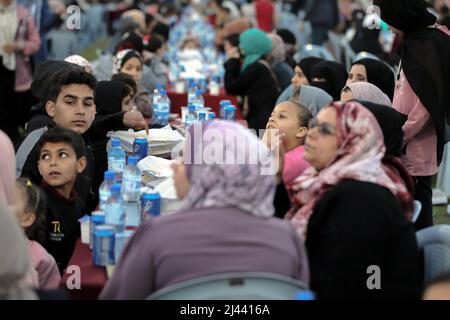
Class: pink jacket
392,24,450,177
14,5,41,92
28,240,61,290
283,145,310,185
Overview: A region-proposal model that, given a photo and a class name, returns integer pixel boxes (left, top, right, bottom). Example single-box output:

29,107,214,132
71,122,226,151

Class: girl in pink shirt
265,100,313,185
9,179,61,290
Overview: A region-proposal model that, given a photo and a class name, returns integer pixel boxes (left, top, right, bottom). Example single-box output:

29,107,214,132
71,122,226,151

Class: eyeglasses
308,118,336,136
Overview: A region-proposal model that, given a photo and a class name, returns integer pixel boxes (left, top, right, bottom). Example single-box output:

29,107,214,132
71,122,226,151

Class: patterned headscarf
179,120,277,218
342,82,392,106
286,101,413,239
64,55,92,71
112,49,142,75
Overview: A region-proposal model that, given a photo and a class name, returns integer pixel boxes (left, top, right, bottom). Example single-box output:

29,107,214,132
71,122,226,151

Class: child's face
8,183,35,229
266,102,307,149
38,142,86,189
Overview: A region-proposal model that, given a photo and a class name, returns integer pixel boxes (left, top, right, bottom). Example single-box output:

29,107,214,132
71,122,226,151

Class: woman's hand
123,110,149,135
2,42,17,55
226,47,240,60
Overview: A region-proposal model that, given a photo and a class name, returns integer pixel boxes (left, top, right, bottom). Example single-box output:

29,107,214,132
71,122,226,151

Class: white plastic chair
412,200,422,223
416,225,450,286
147,272,308,300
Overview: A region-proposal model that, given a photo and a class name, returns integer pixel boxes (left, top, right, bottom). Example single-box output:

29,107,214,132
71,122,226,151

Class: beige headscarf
0,130,37,300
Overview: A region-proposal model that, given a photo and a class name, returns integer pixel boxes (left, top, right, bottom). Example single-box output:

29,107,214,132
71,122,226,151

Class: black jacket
305,180,422,300
224,58,279,132
15,121,97,213
41,182,83,274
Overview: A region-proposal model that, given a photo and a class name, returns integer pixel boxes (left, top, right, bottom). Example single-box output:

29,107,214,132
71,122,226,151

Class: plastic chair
416,225,450,286
147,272,308,300
412,200,422,223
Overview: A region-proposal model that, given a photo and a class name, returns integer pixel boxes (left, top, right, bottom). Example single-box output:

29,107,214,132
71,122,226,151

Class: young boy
37,127,87,273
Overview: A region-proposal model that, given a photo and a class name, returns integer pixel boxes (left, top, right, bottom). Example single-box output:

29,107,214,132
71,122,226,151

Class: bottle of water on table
122,156,142,202
192,90,205,110
99,171,115,211
185,104,198,127
105,184,125,233
187,80,198,105
155,89,171,126
108,139,126,183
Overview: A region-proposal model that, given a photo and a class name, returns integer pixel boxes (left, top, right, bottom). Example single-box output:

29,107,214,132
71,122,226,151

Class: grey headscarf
276,84,333,116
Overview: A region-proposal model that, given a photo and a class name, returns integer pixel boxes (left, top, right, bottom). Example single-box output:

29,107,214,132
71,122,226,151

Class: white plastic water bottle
192,90,204,110
155,89,171,126
121,156,142,202
108,139,126,183
187,80,198,105
185,104,198,127
105,184,125,233
152,83,163,106
99,171,115,211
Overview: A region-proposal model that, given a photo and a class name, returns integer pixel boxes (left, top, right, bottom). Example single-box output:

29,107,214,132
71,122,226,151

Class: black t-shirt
41,182,84,274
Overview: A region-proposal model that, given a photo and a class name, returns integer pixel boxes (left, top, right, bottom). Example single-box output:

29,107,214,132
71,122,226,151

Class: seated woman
347,58,395,100
100,120,309,300
309,61,348,101
286,101,421,299
341,82,392,106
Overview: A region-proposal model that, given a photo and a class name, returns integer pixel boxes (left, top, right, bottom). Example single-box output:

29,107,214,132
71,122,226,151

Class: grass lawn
434,204,450,225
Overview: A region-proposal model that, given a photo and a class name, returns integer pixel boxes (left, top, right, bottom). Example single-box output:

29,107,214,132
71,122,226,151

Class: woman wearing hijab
341,82,392,106
0,130,37,300
286,101,421,299
224,28,280,131
267,33,294,91
112,49,143,85
0,0,40,141
347,58,395,100
309,61,347,101
375,0,450,230
100,121,309,300
91,80,134,197
293,57,324,87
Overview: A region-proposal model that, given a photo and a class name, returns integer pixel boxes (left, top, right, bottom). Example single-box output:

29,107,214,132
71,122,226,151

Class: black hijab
297,57,323,84
375,0,450,164
358,100,407,157
351,58,395,100
95,81,130,115
349,10,384,58
310,61,347,100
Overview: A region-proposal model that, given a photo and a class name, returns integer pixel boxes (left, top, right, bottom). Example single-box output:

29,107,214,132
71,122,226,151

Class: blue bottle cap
295,290,316,300
111,184,121,194
195,90,203,95
111,139,121,147
198,112,206,120
104,171,115,181
188,104,196,111
220,100,231,107
160,89,167,95
208,112,216,119
127,156,139,165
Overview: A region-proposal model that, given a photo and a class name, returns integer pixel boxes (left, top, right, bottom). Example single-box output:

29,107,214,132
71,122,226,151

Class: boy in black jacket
37,127,87,273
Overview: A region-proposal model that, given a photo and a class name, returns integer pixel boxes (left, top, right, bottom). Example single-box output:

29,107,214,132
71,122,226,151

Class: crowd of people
1,0,450,300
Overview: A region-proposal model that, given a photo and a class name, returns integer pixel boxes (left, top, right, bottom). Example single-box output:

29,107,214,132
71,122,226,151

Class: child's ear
296,127,308,139
77,156,87,174
46,101,56,117
21,212,36,229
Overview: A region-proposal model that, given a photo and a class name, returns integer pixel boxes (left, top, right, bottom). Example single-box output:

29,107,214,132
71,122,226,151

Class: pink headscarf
0,130,16,204
286,101,413,239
